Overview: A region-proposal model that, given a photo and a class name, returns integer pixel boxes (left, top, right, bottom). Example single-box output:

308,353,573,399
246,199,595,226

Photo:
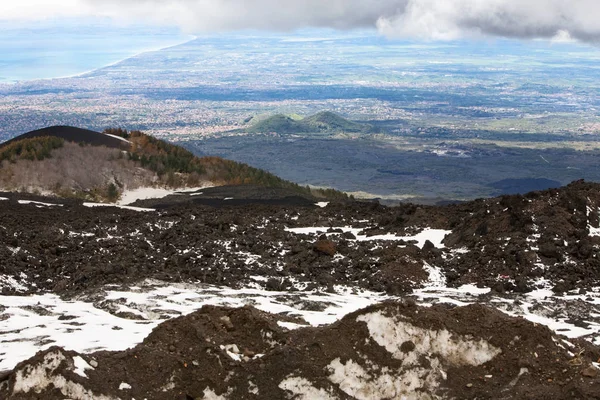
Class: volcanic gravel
2,301,600,399
2,181,600,298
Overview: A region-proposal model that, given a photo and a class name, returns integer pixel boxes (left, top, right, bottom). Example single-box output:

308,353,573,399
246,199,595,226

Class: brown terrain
1,127,600,399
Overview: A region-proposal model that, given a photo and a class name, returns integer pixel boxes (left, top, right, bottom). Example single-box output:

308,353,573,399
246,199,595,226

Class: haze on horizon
1,0,599,45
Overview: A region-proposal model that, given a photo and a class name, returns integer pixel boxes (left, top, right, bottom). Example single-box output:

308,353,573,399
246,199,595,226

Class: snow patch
356,311,501,366
422,262,446,288
18,200,62,207
83,202,155,212
278,321,307,330
12,350,114,399
202,387,229,399
328,357,440,400
0,282,386,371
0,274,28,292
117,185,212,205
279,376,336,400
72,356,94,378
220,344,241,361
285,226,450,249
102,132,131,143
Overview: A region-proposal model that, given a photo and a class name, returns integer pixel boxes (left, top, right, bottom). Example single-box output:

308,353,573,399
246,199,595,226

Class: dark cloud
77,0,600,43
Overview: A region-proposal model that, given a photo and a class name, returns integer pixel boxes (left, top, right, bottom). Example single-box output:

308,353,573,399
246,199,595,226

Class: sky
0,0,598,44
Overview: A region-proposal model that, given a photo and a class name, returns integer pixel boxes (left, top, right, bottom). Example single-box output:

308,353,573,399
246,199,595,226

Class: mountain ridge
0,125,131,151
0,126,350,203
242,111,379,135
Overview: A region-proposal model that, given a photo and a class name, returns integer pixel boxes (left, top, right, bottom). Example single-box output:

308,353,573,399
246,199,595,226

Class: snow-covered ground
2,277,600,373
117,185,213,206
17,200,62,207
414,285,600,343
0,282,387,372
82,202,155,212
2,220,600,374
285,226,451,249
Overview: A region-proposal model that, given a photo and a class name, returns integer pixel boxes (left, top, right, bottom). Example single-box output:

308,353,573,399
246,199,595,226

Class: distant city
1,28,599,200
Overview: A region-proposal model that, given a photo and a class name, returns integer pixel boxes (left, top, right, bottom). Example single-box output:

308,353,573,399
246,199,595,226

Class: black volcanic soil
3,181,600,399
133,185,320,209
2,302,600,399
0,125,130,151
2,180,600,297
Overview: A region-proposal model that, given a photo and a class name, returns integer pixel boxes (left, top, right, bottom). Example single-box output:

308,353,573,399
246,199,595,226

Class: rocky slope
1,180,600,297
2,180,600,399
2,302,599,399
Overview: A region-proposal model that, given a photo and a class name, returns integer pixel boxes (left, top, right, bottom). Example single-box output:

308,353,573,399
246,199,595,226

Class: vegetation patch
0,136,64,163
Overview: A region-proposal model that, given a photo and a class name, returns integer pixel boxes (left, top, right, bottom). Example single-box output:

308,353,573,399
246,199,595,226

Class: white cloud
0,1,89,20
1,0,600,44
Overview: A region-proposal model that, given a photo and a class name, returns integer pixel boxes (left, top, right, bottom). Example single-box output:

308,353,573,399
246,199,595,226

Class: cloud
2,0,600,44
376,0,600,43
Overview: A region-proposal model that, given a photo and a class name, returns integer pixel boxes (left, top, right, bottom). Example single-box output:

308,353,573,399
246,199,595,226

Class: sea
0,21,190,83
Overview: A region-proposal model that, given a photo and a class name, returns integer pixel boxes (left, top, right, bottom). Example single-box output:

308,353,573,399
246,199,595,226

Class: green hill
244,111,377,135
248,114,301,135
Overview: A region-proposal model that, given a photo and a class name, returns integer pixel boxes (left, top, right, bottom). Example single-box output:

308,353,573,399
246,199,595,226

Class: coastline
0,35,197,85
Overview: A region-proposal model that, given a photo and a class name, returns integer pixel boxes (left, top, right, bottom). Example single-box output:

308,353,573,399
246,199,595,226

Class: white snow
12,350,114,399
118,187,177,205
220,344,242,361
72,356,94,378
285,226,450,249
0,281,387,371
202,387,230,400
278,321,307,330
83,202,155,212
356,311,501,366
117,185,212,206
321,310,502,400
328,357,439,400
0,274,28,292
279,376,336,400
3,279,600,378
18,200,62,207
119,382,132,390
102,133,131,143
422,262,446,288
0,197,8,201
316,202,329,208
587,206,600,236
0,293,159,371
413,284,600,343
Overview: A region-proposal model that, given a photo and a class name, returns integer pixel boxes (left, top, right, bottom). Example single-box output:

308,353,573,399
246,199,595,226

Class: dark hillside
489,178,562,195
0,126,131,151
0,126,350,202
302,111,376,133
